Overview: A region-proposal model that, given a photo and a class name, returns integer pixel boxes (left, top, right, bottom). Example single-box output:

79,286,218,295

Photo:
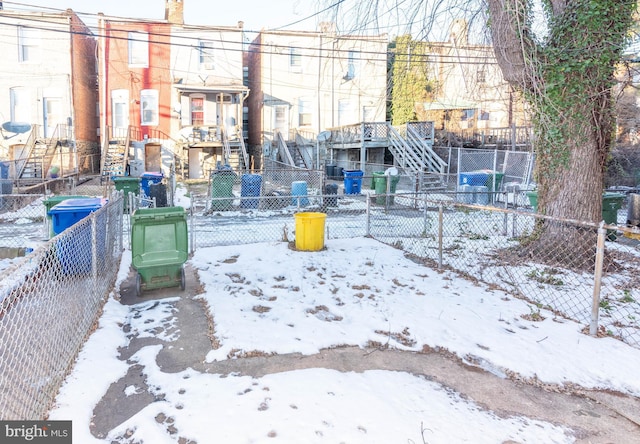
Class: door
274,105,288,141
43,97,62,138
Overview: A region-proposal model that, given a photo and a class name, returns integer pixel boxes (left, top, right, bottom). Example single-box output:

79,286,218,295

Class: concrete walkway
90,264,640,443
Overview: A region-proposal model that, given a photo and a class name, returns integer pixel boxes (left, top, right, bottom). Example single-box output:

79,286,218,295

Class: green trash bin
527,191,538,211
43,195,89,238
113,176,141,212
210,170,237,211
602,192,625,241
131,206,189,296
528,191,626,241
373,172,400,205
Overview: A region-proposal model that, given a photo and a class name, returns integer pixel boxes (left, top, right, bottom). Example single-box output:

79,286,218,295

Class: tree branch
487,0,539,94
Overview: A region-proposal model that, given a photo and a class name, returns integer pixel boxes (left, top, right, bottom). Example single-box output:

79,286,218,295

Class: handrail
221,127,232,164
406,124,447,175
238,131,249,170
275,130,295,167
16,125,39,178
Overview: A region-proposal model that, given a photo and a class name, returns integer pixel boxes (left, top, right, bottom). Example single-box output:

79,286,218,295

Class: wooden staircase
16,124,69,180
387,121,448,190
221,127,249,172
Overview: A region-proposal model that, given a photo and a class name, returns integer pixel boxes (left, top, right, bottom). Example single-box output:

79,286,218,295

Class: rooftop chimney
165,0,184,25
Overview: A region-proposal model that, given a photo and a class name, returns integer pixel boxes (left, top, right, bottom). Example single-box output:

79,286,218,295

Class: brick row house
0,8,99,181
97,0,247,179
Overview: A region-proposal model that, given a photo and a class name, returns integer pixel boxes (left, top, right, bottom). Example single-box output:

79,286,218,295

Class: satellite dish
317,131,331,142
2,122,31,134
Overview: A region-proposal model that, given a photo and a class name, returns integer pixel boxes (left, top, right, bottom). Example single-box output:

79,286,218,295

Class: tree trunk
486,0,629,267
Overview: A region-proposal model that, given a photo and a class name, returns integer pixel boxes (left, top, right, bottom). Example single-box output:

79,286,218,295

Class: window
461,109,475,121
10,87,31,123
479,110,490,121
346,50,360,80
363,106,376,122
289,45,302,72
190,95,205,126
18,26,40,63
128,31,148,67
199,40,215,70
477,69,486,84
111,89,129,134
140,89,159,126
298,97,312,126
338,99,354,126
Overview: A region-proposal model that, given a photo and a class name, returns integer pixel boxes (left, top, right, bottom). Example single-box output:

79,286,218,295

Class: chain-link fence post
422,193,429,235
91,216,98,280
366,194,371,237
189,206,195,254
438,203,444,269
590,222,607,336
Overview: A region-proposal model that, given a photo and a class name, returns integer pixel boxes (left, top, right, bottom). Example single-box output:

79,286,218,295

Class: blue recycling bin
49,198,106,235
140,172,164,198
240,174,262,209
291,181,309,206
459,171,489,186
48,198,107,274
343,170,363,194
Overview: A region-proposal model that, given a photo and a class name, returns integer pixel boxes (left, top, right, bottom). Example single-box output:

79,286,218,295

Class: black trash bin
628,193,640,226
325,164,336,180
324,183,338,207
150,182,168,207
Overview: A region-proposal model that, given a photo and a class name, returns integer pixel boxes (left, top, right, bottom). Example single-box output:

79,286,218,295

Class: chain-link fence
0,192,124,420
186,185,640,349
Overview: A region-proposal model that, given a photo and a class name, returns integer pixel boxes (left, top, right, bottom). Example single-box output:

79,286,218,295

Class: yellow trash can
294,212,327,251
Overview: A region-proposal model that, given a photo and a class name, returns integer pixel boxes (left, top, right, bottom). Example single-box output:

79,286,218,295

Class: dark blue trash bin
140,172,164,198
343,170,363,194
0,162,9,179
240,174,262,209
0,162,12,209
48,198,107,274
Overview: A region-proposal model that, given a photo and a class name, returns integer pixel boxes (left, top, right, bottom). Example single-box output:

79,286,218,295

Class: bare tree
325,0,636,263
487,0,635,262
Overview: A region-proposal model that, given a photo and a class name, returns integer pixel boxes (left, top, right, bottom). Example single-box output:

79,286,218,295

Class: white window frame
140,89,159,126
338,99,354,126
128,31,149,67
346,50,360,80
298,97,312,127
10,87,31,123
18,26,40,63
289,45,302,73
190,93,206,126
199,40,215,70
